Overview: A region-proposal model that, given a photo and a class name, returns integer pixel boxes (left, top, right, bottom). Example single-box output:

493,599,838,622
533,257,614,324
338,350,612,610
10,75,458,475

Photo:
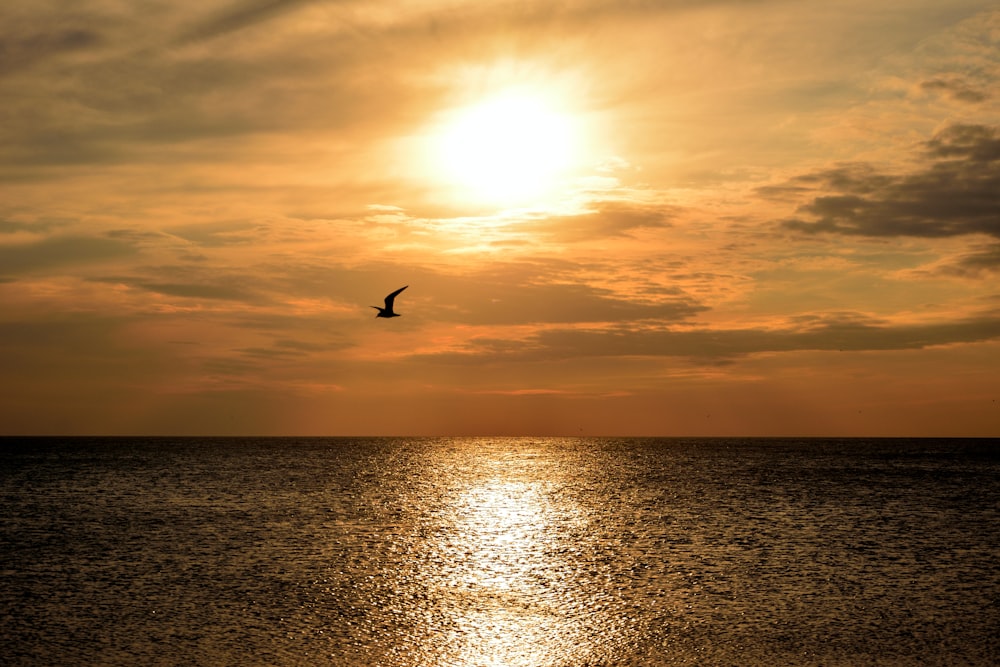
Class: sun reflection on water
420,447,600,667
451,480,547,590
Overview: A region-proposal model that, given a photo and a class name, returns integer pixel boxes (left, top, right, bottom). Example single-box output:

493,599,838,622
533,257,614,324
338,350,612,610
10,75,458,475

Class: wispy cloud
0,27,102,76
524,201,676,242
0,235,137,275
417,313,1000,364
176,0,321,44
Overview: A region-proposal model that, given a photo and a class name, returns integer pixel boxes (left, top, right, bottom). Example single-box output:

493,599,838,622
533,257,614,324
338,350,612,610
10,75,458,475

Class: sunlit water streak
1,437,998,666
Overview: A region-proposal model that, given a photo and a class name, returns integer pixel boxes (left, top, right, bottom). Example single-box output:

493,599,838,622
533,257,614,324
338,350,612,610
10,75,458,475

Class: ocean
1,437,998,666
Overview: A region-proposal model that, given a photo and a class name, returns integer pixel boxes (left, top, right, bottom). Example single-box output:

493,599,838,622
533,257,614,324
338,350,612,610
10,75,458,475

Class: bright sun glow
435,92,579,206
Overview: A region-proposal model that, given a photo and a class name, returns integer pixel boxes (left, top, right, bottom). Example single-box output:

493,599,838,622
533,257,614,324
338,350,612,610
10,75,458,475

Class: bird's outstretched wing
384,285,408,309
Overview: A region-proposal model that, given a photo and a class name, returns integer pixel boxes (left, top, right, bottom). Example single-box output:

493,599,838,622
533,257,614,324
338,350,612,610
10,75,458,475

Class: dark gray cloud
940,243,1000,277
925,123,1000,161
780,124,1000,239
920,77,991,103
0,235,136,275
0,27,102,76
418,312,1000,364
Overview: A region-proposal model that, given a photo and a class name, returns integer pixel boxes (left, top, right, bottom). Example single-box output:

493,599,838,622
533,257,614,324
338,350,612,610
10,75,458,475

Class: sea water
2,437,998,666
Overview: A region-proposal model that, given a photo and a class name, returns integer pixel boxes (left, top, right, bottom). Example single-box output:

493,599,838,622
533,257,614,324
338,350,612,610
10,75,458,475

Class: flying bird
372,285,408,318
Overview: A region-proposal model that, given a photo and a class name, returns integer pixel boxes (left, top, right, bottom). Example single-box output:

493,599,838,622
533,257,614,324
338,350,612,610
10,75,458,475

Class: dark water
2,437,998,666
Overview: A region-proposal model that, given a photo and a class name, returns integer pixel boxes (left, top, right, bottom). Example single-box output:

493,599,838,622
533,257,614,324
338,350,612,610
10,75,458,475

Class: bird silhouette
372,285,408,318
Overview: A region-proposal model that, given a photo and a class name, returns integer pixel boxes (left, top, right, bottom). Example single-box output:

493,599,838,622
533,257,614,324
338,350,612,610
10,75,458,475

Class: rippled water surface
2,437,999,666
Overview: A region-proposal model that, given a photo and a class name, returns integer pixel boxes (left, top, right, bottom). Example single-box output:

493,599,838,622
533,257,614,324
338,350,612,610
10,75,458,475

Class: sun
434,91,579,206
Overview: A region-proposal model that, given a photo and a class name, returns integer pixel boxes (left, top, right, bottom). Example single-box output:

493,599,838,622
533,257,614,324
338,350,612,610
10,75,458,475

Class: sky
1,0,998,436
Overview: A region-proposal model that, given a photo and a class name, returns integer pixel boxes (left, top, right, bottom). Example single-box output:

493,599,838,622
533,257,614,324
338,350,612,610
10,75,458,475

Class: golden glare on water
421,449,604,666
432,91,581,206
450,479,552,591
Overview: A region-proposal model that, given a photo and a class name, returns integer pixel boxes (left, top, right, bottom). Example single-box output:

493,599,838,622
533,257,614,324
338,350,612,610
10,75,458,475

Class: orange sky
1,0,998,435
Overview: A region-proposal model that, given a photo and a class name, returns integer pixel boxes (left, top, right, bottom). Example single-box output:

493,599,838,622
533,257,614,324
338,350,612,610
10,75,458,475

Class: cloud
167,220,273,248
177,0,320,44
937,243,1000,277
897,8,999,107
383,260,709,326
132,282,260,302
919,77,991,103
447,280,703,325
525,201,676,241
0,235,136,275
925,123,1000,162
89,258,279,305
419,312,1000,364
0,218,72,235
0,4,415,174
780,124,1000,239
232,258,711,327
955,243,1000,274
0,27,102,76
